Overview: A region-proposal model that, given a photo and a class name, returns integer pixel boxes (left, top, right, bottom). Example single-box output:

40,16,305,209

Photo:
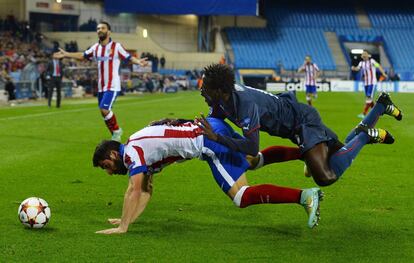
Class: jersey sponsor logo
95,56,113,62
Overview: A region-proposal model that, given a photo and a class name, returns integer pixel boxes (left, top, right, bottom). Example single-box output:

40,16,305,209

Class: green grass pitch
0,91,413,262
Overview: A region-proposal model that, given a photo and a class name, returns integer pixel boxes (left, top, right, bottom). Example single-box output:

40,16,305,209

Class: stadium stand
225,1,414,80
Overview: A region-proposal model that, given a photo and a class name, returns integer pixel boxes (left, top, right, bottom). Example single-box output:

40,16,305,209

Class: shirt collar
99,38,112,46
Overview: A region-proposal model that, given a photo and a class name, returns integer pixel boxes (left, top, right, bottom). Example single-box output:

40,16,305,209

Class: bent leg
229,175,301,208
247,146,301,170
329,132,369,177
99,91,120,135
345,102,385,143
303,143,338,186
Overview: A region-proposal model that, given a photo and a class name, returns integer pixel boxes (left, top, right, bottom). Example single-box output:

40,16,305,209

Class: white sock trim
104,111,113,121
252,152,264,170
233,186,249,207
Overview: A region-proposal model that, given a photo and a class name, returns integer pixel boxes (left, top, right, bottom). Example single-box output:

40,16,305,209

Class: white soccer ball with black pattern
18,197,51,228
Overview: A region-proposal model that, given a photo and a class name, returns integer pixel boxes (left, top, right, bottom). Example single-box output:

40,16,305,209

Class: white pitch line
0,96,184,121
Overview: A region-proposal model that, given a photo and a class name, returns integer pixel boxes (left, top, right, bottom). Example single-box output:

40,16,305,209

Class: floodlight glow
351,49,364,54
143,29,148,38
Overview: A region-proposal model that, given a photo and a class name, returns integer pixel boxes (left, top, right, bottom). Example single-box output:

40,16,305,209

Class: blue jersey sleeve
215,103,260,156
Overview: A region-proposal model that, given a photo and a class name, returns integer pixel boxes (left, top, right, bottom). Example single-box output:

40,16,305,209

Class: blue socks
329,132,369,178
345,102,385,143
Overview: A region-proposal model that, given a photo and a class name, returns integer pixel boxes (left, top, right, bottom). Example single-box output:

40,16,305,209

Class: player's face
305,56,311,64
361,51,369,60
97,24,110,42
200,83,218,106
100,154,128,175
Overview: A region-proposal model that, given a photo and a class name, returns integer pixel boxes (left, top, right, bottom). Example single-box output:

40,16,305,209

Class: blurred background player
54,21,148,141
92,117,322,234
351,50,388,118
297,55,320,106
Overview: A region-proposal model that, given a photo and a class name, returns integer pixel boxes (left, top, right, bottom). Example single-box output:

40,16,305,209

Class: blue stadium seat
226,2,414,77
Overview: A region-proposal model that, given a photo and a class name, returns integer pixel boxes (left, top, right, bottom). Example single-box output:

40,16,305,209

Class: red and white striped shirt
83,40,131,92
122,123,204,176
300,63,319,86
358,58,378,86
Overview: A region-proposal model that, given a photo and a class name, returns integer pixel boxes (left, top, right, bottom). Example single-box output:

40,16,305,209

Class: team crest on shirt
124,154,135,168
241,117,251,131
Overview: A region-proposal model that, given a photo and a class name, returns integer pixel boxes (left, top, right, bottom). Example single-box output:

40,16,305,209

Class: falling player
54,21,148,141
198,63,402,188
351,50,388,118
92,117,323,234
297,55,320,106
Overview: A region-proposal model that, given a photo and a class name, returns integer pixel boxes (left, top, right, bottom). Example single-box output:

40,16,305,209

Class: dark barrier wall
104,0,258,15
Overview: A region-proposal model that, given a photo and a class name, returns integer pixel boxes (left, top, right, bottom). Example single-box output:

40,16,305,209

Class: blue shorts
292,104,339,154
364,85,376,98
98,91,119,110
305,85,317,94
202,138,250,193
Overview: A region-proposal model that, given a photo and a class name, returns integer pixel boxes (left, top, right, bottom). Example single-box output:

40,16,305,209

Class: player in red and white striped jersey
92,118,322,234
298,55,320,106
54,21,148,141
352,50,388,118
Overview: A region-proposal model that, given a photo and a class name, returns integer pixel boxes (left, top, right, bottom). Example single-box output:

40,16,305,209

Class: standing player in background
351,50,388,118
54,21,148,141
297,55,320,106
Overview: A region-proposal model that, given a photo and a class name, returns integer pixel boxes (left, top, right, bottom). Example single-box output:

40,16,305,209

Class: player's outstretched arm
96,172,145,234
54,48,84,60
107,173,153,226
376,63,388,78
131,57,149,67
195,113,259,156
351,65,360,71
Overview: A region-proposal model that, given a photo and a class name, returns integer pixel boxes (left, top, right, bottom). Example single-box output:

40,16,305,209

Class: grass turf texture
0,91,413,262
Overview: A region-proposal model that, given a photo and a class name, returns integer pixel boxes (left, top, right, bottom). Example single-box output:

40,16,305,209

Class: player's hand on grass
195,113,218,141
96,227,127,235
108,218,121,225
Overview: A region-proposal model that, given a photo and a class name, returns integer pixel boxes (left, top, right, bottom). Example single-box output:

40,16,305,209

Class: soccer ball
18,197,51,229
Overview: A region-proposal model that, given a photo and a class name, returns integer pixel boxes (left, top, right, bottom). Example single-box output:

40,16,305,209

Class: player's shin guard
345,102,385,143
104,111,120,134
329,132,369,178
233,184,302,208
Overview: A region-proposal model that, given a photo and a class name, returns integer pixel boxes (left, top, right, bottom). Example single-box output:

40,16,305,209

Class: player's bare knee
313,171,337,186
100,109,109,115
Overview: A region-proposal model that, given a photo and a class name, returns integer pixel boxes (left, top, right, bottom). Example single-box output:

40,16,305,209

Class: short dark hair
93,140,120,167
202,63,235,94
98,21,111,31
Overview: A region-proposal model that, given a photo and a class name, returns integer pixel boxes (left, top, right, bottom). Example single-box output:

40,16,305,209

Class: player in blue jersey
93,117,322,234
197,64,403,187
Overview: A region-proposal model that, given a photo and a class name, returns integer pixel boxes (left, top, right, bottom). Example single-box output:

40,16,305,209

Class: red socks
261,146,301,165
104,111,119,134
363,101,375,115
239,184,301,208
